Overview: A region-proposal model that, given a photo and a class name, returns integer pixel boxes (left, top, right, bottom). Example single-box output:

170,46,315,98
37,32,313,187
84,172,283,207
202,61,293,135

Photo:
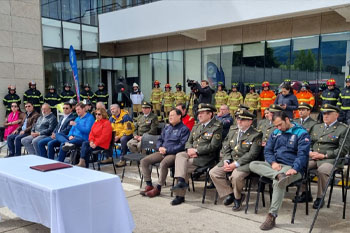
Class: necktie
237,131,243,144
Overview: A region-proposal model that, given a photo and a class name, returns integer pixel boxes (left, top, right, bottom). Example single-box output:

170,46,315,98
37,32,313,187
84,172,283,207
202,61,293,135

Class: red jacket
89,119,112,150
182,114,195,131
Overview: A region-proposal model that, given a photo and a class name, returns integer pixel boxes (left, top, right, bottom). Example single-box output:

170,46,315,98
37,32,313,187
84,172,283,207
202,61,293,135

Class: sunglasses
63,107,70,110
11,105,18,107
96,113,102,116
25,106,32,108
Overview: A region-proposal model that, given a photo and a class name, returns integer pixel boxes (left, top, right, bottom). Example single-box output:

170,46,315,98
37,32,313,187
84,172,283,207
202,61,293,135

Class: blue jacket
216,113,233,139
54,113,76,135
68,112,95,141
156,122,190,155
264,123,310,174
274,93,298,119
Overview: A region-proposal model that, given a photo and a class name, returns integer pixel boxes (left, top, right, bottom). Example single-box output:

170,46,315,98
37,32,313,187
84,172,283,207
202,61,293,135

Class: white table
0,155,134,233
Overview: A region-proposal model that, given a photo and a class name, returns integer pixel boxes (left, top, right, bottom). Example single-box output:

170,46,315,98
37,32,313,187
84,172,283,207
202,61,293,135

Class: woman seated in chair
3,103,25,145
77,108,112,168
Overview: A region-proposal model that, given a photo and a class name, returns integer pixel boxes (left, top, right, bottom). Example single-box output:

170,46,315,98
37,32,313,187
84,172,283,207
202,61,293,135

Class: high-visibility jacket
214,90,228,109
227,91,243,110
60,90,76,103
94,89,109,105
321,88,340,106
150,87,163,104
294,90,315,118
44,92,61,109
244,92,260,111
80,90,95,102
260,90,276,117
23,88,44,109
3,92,21,114
174,91,187,105
163,91,175,107
337,86,350,110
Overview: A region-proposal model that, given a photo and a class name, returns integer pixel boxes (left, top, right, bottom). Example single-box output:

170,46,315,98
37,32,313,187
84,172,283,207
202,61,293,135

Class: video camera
187,79,197,90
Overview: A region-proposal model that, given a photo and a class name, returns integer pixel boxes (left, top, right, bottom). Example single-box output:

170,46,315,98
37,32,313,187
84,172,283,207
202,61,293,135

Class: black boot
171,196,185,206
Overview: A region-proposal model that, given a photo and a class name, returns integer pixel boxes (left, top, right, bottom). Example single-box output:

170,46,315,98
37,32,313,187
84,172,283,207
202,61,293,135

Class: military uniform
257,118,274,144
3,90,21,115
163,90,174,122
127,102,159,153
173,103,223,198
308,104,350,199
228,91,243,117
23,88,44,113
214,90,228,110
150,87,163,121
244,92,260,114
210,110,262,201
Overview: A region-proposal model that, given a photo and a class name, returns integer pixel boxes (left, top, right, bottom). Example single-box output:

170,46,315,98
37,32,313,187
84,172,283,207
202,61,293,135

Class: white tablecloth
0,155,134,233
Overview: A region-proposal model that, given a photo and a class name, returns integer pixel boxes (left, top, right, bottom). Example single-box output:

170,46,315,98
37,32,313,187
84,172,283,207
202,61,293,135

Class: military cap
141,101,152,108
298,102,312,110
197,103,216,112
320,104,340,113
238,104,250,110
235,109,255,120
269,104,284,112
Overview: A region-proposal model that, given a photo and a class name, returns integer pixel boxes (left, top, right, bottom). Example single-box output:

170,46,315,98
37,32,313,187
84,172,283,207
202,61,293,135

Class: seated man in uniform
170,103,223,205
295,104,350,208
250,111,310,230
294,102,317,133
126,101,158,155
209,109,262,211
140,108,190,197
257,104,283,146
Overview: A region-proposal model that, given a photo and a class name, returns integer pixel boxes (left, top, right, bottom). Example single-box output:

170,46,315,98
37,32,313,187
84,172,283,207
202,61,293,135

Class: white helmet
133,83,139,87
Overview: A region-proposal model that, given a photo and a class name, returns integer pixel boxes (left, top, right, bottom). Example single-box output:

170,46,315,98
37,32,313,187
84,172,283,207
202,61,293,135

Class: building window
140,55,152,101
185,49,201,94
42,18,62,48
221,45,242,90
63,22,81,50
202,47,221,88
43,48,64,91
168,51,184,92
41,0,61,20
152,52,167,86
243,42,265,85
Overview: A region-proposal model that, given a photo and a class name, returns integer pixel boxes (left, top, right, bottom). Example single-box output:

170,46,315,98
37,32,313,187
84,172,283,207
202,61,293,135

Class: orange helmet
165,83,171,89
154,80,160,85
262,81,270,87
326,78,336,86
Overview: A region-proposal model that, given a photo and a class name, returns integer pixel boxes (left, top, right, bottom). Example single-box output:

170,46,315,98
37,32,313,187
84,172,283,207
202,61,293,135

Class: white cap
133,83,139,87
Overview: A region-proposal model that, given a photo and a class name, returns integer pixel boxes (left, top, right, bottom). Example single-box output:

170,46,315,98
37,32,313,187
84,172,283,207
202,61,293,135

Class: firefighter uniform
3,86,21,115
23,81,43,113
93,83,109,106
227,83,243,117
260,81,276,118
244,84,260,115
214,82,228,110
295,82,315,119
174,83,188,106
337,77,350,124
60,83,76,103
80,84,95,103
321,79,340,106
44,85,61,116
150,80,163,121
163,84,175,122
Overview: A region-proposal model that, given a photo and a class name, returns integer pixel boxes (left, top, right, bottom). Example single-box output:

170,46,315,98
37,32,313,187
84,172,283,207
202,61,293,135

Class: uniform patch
214,134,221,140
145,120,151,124
126,122,132,130
204,132,213,137
305,138,309,142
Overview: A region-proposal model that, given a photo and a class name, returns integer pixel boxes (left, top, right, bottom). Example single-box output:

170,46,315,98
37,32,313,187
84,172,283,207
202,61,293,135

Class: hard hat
133,83,139,87
326,78,336,86
262,81,270,87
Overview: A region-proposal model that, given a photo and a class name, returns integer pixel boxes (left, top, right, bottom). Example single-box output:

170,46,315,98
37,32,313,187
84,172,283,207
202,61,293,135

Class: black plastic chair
121,133,160,186
90,132,117,174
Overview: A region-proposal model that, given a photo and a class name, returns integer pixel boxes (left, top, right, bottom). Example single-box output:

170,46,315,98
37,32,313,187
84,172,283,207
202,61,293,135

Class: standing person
176,103,195,131
274,82,298,119
174,83,187,105
163,84,175,123
6,102,40,157
150,80,163,121
337,76,350,124
214,82,228,111
93,82,109,106
23,81,44,113
318,78,340,123
77,108,112,168
210,110,262,211
244,84,260,115
60,83,76,103
228,83,243,117
37,102,75,159
215,104,233,139
103,104,135,167
130,83,144,120
3,103,24,142
260,81,276,118
80,83,95,102
249,111,310,230
170,103,223,205
44,85,61,116
140,109,190,197
3,85,21,116
295,81,315,119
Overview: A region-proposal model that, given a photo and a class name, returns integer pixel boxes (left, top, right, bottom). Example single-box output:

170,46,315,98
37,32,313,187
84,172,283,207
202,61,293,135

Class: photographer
188,80,214,118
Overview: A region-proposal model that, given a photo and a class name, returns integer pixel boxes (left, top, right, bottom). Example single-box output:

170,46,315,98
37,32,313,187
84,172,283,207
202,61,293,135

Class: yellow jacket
110,109,135,137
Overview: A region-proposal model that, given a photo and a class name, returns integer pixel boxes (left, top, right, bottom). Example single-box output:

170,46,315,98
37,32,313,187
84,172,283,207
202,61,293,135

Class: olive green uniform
174,118,223,197
127,112,159,153
257,118,274,145
308,121,350,197
294,117,317,133
210,126,262,198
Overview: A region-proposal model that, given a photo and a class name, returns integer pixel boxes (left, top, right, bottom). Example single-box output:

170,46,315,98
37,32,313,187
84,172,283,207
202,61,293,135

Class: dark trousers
116,135,133,160
38,137,61,159
56,133,85,162
80,141,104,168
7,133,29,156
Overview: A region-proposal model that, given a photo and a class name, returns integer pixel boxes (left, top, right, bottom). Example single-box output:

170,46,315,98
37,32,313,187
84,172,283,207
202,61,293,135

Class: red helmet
154,80,160,85
262,81,270,87
326,78,336,86
165,83,171,89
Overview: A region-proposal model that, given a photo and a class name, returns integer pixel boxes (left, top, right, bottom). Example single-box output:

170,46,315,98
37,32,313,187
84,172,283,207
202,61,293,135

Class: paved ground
0,149,349,233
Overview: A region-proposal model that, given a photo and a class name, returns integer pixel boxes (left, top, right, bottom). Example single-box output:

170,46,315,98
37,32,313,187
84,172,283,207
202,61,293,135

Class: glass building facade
41,1,350,103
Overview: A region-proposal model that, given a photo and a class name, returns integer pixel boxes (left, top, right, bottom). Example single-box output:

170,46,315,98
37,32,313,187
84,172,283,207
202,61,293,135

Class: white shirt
58,113,71,133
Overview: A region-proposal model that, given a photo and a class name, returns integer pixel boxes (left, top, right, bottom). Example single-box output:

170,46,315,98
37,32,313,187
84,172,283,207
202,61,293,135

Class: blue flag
69,45,80,102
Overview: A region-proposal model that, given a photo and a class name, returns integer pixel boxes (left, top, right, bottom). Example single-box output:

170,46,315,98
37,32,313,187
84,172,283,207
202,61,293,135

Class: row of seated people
5,99,348,231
